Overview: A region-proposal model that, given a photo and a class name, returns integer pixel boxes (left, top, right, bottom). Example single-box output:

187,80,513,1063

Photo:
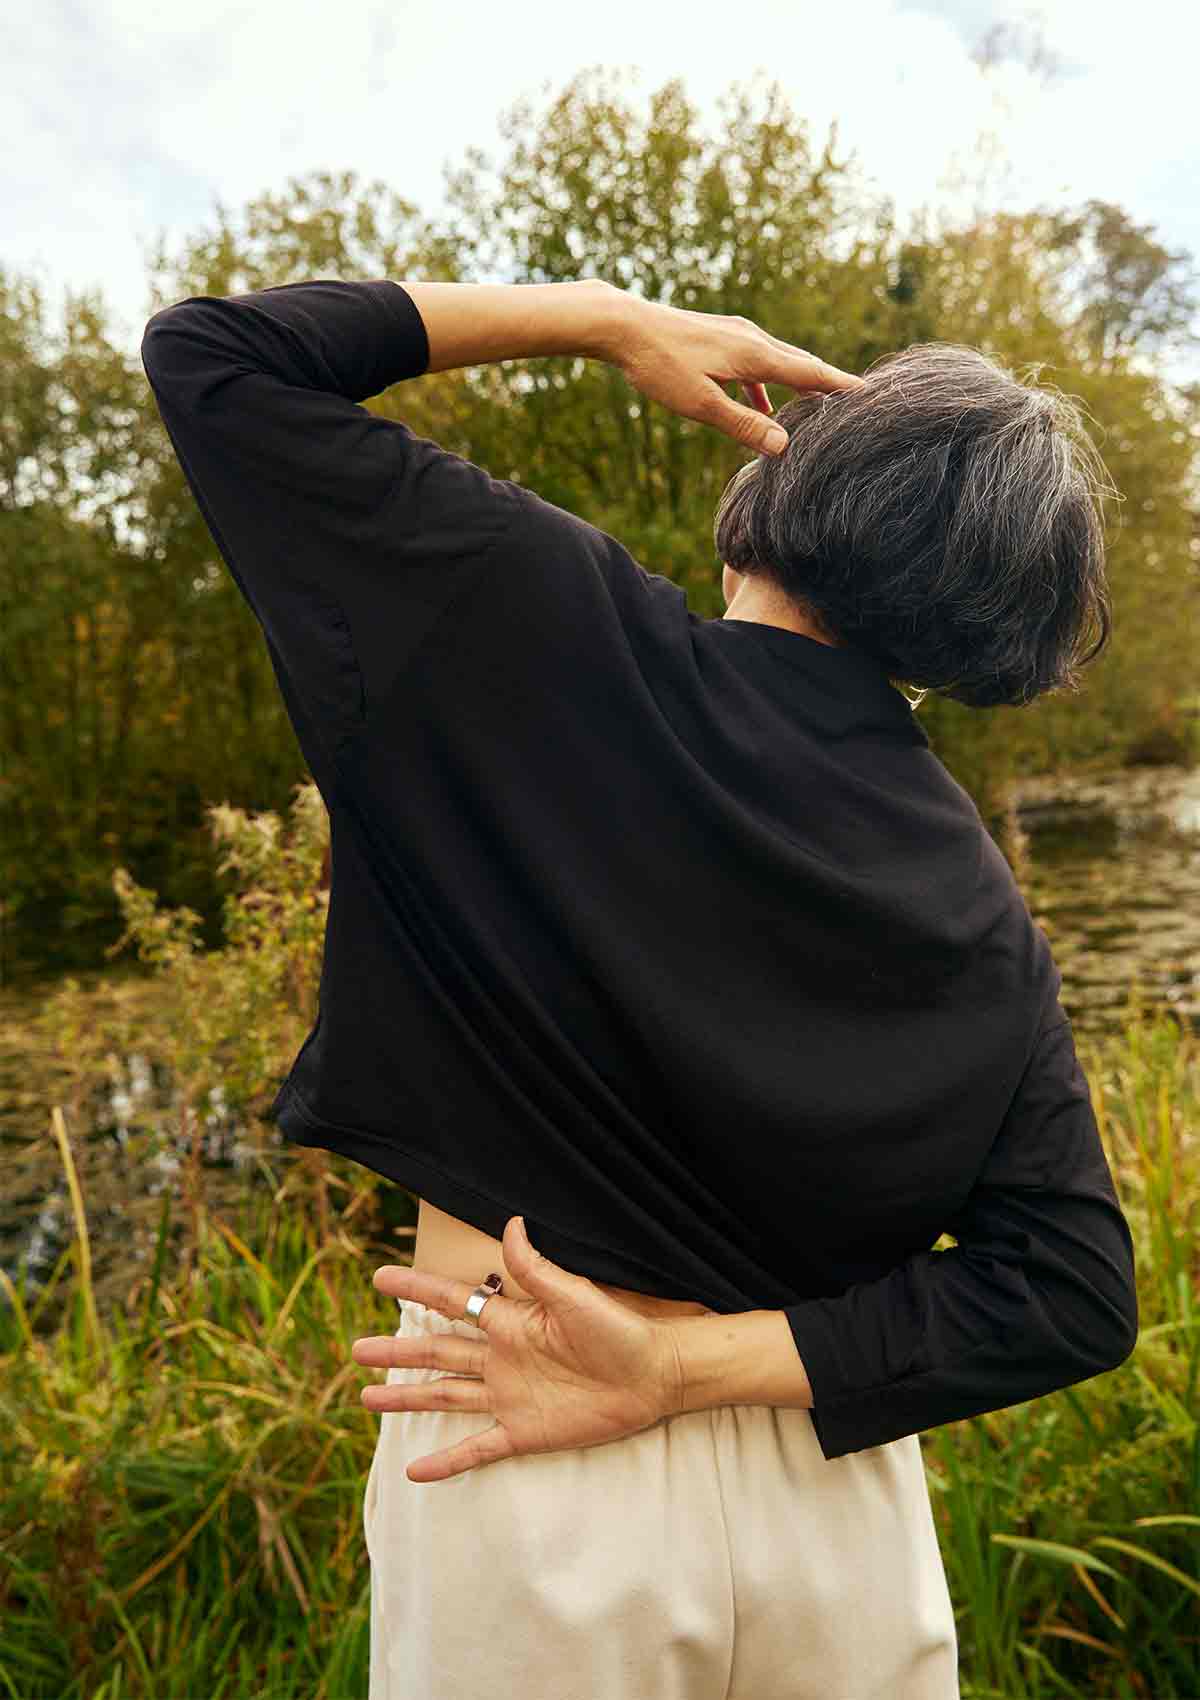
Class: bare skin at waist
411,1197,713,1320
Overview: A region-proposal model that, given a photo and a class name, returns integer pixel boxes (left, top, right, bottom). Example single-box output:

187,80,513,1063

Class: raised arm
139,274,859,793
663,1010,1139,1459
401,277,862,454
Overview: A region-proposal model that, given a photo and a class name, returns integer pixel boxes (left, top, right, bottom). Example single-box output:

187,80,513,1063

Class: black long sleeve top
140,277,1139,1460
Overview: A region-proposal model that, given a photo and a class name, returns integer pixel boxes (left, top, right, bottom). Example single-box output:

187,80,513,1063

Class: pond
1011,762,1200,1036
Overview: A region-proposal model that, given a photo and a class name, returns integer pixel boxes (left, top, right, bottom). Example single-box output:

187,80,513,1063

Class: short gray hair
713,342,1114,708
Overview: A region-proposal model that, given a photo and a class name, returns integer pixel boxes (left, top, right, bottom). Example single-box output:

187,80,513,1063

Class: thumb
502,1216,594,1306
708,388,789,457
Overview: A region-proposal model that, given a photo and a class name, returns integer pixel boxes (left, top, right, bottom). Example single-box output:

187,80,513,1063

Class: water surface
1011,763,1200,1035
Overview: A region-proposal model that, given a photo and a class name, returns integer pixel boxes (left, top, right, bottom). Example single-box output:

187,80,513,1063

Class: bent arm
664,1014,1139,1460
140,277,598,780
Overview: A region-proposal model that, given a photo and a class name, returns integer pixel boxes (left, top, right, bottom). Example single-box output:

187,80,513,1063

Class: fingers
703,382,790,457
762,340,864,394
500,1214,596,1307
352,1332,485,1376
707,340,862,452
405,1422,516,1484
371,1262,506,1329
361,1373,491,1414
740,378,771,414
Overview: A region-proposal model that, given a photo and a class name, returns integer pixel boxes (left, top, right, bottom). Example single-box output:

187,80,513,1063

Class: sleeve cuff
784,1302,936,1461
375,279,431,386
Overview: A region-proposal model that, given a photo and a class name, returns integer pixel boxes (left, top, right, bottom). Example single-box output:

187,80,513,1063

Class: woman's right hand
351,1215,688,1484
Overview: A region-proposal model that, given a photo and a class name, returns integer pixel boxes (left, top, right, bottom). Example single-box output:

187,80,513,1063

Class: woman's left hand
601,289,864,457
351,1216,686,1484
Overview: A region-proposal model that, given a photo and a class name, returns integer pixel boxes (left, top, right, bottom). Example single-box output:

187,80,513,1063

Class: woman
141,275,1138,1700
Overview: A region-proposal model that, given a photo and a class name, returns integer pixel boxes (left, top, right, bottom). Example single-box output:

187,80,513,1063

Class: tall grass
0,1120,399,1700
926,993,1199,1699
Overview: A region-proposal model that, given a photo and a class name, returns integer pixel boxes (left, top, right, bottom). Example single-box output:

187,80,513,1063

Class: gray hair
713,342,1114,708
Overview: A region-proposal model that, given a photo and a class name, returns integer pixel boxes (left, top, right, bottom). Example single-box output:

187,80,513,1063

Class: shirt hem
269,1078,742,1310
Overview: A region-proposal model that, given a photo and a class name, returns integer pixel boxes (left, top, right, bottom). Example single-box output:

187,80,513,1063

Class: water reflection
1012,763,1200,1035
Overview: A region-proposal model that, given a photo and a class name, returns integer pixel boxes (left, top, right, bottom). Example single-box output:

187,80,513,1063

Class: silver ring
463,1271,504,1324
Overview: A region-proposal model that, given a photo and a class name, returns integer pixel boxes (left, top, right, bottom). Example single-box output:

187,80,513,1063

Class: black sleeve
784,1005,1139,1460
140,278,519,792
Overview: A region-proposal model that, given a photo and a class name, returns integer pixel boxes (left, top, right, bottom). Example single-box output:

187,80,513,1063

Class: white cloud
5,0,1198,362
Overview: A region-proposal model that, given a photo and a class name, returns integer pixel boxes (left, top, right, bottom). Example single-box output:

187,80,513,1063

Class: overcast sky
8,0,1199,366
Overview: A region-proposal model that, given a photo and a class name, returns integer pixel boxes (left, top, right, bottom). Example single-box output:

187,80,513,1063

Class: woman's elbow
1056,1203,1140,1379
1099,1222,1140,1372
1100,1282,1139,1373
1037,1257,1139,1390
1072,1263,1139,1380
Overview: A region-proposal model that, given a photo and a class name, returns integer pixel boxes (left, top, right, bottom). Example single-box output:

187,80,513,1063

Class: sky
7,0,1199,367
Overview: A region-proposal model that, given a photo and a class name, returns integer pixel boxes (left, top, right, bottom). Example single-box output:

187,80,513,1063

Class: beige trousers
364,1297,959,1700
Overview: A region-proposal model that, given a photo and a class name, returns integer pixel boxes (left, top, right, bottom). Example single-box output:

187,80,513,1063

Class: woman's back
286,477,1050,1305
141,277,1135,1464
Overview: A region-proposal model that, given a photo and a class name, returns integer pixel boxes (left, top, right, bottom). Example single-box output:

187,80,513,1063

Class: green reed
0,1128,401,1700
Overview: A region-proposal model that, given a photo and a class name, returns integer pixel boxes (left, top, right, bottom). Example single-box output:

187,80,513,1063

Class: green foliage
2,789,408,1696
4,68,1198,984
42,780,329,1115
0,783,345,1330
0,1180,385,1700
